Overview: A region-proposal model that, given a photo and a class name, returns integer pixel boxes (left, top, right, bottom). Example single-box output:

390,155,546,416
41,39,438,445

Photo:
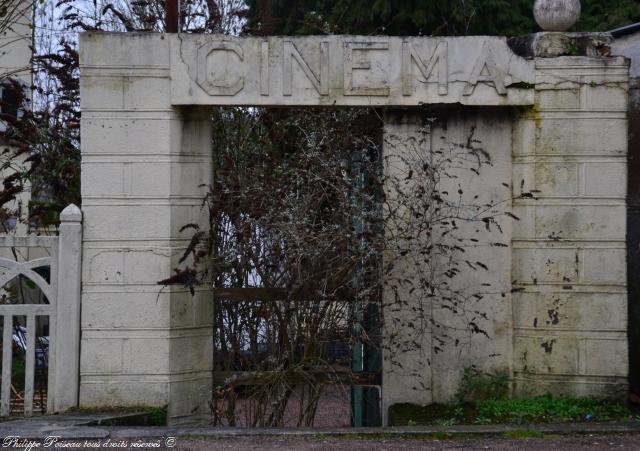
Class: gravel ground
174,433,640,450
215,385,352,427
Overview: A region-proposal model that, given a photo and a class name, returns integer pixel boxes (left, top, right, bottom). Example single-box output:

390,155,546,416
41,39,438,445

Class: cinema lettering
171,36,535,106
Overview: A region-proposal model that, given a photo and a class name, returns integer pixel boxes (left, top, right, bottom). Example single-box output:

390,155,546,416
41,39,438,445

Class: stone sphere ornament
534,0,581,32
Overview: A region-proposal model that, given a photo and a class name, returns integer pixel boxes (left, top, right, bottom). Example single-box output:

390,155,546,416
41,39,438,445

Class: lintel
169,35,535,107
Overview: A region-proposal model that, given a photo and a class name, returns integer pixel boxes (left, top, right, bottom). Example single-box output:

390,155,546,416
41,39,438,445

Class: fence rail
0,204,82,417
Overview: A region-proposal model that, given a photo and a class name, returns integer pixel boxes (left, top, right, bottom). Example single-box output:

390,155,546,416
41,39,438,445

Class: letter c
196,41,245,96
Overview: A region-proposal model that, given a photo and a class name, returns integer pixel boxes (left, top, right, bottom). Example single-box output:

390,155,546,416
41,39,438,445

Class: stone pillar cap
60,203,82,222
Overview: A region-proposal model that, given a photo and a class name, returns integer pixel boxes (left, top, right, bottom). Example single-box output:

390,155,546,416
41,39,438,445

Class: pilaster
79,33,213,424
512,39,629,397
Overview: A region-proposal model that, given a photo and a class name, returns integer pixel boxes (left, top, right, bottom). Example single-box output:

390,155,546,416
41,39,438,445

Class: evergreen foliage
244,0,640,37
579,0,640,32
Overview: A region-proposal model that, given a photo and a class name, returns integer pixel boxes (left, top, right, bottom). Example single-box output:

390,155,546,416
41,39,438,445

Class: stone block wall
512,56,629,397
79,32,631,424
79,34,213,425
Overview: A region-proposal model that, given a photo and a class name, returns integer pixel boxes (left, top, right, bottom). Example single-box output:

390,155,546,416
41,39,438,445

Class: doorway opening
202,107,384,427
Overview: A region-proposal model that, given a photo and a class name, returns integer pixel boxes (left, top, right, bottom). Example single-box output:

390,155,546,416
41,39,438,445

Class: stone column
79,33,213,425
511,34,629,397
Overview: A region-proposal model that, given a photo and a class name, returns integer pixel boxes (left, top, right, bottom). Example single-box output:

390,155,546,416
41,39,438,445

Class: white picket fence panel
0,204,82,416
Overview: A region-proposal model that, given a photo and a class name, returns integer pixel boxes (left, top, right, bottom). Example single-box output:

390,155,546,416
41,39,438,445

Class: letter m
402,40,448,96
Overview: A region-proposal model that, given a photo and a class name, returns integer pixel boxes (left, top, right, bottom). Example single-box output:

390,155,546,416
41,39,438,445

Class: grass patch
148,406,167,426
477,396,628,423
389,395,632,426
503,429,545,439
456,367,509,404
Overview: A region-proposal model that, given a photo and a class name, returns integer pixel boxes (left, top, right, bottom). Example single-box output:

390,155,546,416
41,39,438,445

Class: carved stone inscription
172,35,535,106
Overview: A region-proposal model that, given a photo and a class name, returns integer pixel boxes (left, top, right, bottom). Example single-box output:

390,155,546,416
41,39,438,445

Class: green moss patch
503,429,545,439
389,395,632,426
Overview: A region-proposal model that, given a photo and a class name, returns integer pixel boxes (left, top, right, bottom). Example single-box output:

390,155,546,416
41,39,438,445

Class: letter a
464,47,507,96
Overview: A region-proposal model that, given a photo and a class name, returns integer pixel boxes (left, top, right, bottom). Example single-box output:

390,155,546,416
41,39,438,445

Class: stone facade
79,35,213,424
170,35,534,106
0,0,32,234
0,0,31,97
79,32,630,425
512,54,629,398
381,108,515,422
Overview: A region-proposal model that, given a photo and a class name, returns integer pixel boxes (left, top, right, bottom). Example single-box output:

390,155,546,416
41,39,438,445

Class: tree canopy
244,0,640,37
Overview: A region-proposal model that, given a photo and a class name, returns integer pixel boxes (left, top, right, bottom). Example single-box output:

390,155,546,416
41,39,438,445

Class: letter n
283,41,329,96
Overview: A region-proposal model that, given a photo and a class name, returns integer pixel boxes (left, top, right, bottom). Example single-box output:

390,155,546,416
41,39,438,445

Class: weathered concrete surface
0,2,31,80
79,33,214,425
81,33,535,108
79,32,630,424
533,0,581,33
512,55,629,398
508,32,612,58
381,112,434,419
171,35,535,106
382,56,630,412
382,108,514,419
0,0,32,235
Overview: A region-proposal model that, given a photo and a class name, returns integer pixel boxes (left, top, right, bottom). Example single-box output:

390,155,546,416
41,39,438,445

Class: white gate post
53,203,83,412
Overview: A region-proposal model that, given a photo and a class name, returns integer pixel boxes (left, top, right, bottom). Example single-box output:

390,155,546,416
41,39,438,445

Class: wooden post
165,0,179,33
53,204,82,412
1,315,12,416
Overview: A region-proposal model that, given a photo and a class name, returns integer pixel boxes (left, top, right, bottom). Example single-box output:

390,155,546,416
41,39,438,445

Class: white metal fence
0,204,82,416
